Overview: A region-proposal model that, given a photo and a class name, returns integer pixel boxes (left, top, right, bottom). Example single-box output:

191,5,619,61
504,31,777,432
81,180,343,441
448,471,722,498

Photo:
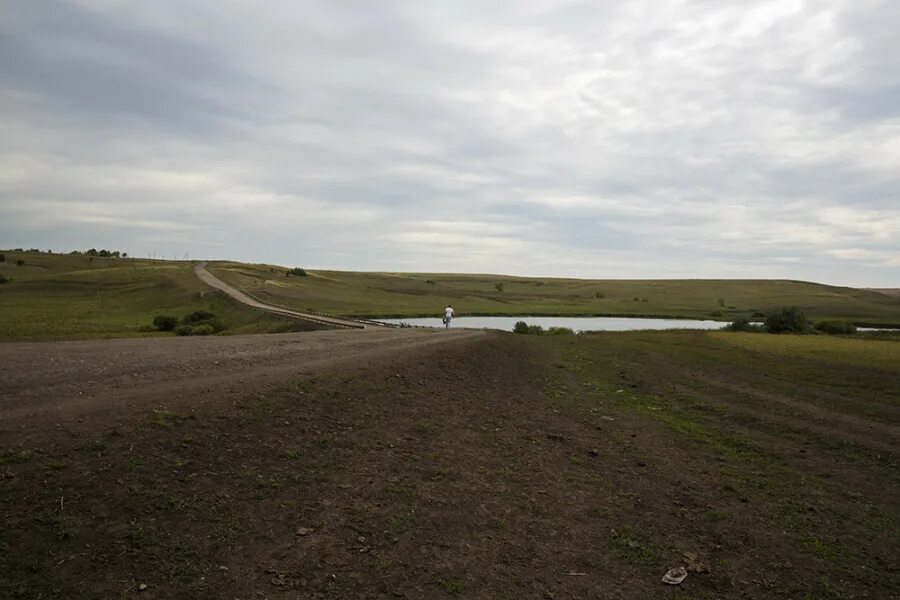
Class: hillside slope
0,251,319,341
207,261,900,325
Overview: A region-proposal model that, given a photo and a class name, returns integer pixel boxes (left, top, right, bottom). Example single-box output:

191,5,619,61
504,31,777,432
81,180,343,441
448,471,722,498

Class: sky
1,0,898,286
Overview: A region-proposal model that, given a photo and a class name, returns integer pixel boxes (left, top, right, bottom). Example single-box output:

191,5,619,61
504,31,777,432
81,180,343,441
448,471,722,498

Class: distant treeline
5,248,129,258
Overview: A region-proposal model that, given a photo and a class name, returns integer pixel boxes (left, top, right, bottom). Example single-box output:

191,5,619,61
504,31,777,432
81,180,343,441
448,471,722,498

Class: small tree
286,267,307,277
15,259,24,266
513,321,529,334
495,282,504,293
766,307,811,334
0,253,5,262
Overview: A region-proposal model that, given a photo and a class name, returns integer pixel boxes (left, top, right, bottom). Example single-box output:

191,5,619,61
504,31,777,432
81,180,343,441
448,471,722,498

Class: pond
376,315,728,332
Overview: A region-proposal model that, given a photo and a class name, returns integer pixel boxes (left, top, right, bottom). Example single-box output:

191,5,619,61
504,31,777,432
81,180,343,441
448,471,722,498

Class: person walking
443,304,454,329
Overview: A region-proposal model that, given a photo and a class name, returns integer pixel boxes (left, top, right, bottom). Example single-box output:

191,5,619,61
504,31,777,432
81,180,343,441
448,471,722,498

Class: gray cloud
1,0,898,286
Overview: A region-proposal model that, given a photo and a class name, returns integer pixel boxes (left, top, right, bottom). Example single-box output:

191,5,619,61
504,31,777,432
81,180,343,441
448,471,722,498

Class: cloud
0,0,898,286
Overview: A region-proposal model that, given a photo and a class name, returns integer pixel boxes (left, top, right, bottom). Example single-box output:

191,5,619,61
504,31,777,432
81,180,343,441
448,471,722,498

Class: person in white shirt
443,305,454,329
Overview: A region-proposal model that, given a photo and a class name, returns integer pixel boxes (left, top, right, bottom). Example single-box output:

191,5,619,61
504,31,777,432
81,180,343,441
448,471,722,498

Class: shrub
547,327,575,335
182,310,216,325
152,315,178,331
751,311,766,318
0,253,5,262
174,325,193,336
717,297,726,307
286,267,307,277
724,318,762,332
0,274,8,284
527,324,544,335
204,318,226,333
190,324,215,336
711,310,724,317
513,321,529,334
495,282,504,293
595,291,606,299
16,259,24,266
813,320,857,335
766,307,811,334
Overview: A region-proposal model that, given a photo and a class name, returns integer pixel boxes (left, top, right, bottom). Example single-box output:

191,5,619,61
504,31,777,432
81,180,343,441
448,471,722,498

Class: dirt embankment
0,328,483,424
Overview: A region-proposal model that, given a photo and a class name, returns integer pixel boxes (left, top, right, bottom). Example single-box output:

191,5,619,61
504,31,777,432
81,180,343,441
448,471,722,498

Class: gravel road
193,262,366,328
0,328,484,425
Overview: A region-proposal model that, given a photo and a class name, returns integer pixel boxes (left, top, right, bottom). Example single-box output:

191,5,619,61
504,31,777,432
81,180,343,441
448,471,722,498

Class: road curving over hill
193,261,370,329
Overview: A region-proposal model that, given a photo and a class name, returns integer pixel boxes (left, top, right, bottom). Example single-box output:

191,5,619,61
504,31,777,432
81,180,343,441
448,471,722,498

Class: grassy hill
207,261,900,326
2,251,898,341
0,251,310,341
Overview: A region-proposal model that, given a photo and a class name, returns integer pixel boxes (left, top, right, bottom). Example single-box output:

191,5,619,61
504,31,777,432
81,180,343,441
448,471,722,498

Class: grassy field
2,251,898,342
207,260,900,325
1,330,897,598
0,251,317,341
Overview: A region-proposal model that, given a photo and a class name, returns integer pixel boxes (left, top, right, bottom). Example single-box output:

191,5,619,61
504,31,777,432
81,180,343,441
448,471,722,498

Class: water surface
377,316,727,332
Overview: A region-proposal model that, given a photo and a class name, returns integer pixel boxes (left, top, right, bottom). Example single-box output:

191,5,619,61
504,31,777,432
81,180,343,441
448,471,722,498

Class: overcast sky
1,1,898,286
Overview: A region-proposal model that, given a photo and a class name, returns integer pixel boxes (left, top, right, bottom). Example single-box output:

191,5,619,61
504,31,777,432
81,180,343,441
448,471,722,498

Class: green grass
710,331,900,370
0,251,311,340
207,260,900,325
2,250,898,341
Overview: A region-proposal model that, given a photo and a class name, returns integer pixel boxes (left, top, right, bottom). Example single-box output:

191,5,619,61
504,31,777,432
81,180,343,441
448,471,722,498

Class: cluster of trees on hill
3,248,129,257
70,249,128,258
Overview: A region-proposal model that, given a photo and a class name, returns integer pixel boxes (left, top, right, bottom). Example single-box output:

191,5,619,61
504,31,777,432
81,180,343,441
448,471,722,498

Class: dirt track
193,262,366,329
0,328,484,424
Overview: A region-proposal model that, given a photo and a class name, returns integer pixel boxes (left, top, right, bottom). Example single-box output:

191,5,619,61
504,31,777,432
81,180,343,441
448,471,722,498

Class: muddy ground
0,329,897,599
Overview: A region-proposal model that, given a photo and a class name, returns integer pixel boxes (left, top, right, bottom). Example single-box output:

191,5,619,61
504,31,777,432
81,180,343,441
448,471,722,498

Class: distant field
0,252,313,341
2,252,898,341
207,261,900,325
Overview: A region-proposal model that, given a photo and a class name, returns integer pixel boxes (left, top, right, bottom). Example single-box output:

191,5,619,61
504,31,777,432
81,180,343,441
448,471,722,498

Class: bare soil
1,330,897,599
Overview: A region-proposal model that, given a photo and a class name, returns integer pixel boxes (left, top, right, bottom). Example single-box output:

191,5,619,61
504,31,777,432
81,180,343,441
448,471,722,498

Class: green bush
0,274,8,284
174,325,193,336
512,321,545,335
0,253,5,262
178,310,225,333
711,310,724,317
152,315,178,331
190,324,215,336
595,291,606,299
495,282,504,293
547,327,575,335
16,259,24,266
286,267,307,277
813,320,857,335
182,310,216,324
766,307,811,334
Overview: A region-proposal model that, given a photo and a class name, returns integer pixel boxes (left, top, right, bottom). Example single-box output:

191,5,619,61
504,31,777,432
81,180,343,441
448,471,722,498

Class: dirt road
193,262,367,329
0,328,483,424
